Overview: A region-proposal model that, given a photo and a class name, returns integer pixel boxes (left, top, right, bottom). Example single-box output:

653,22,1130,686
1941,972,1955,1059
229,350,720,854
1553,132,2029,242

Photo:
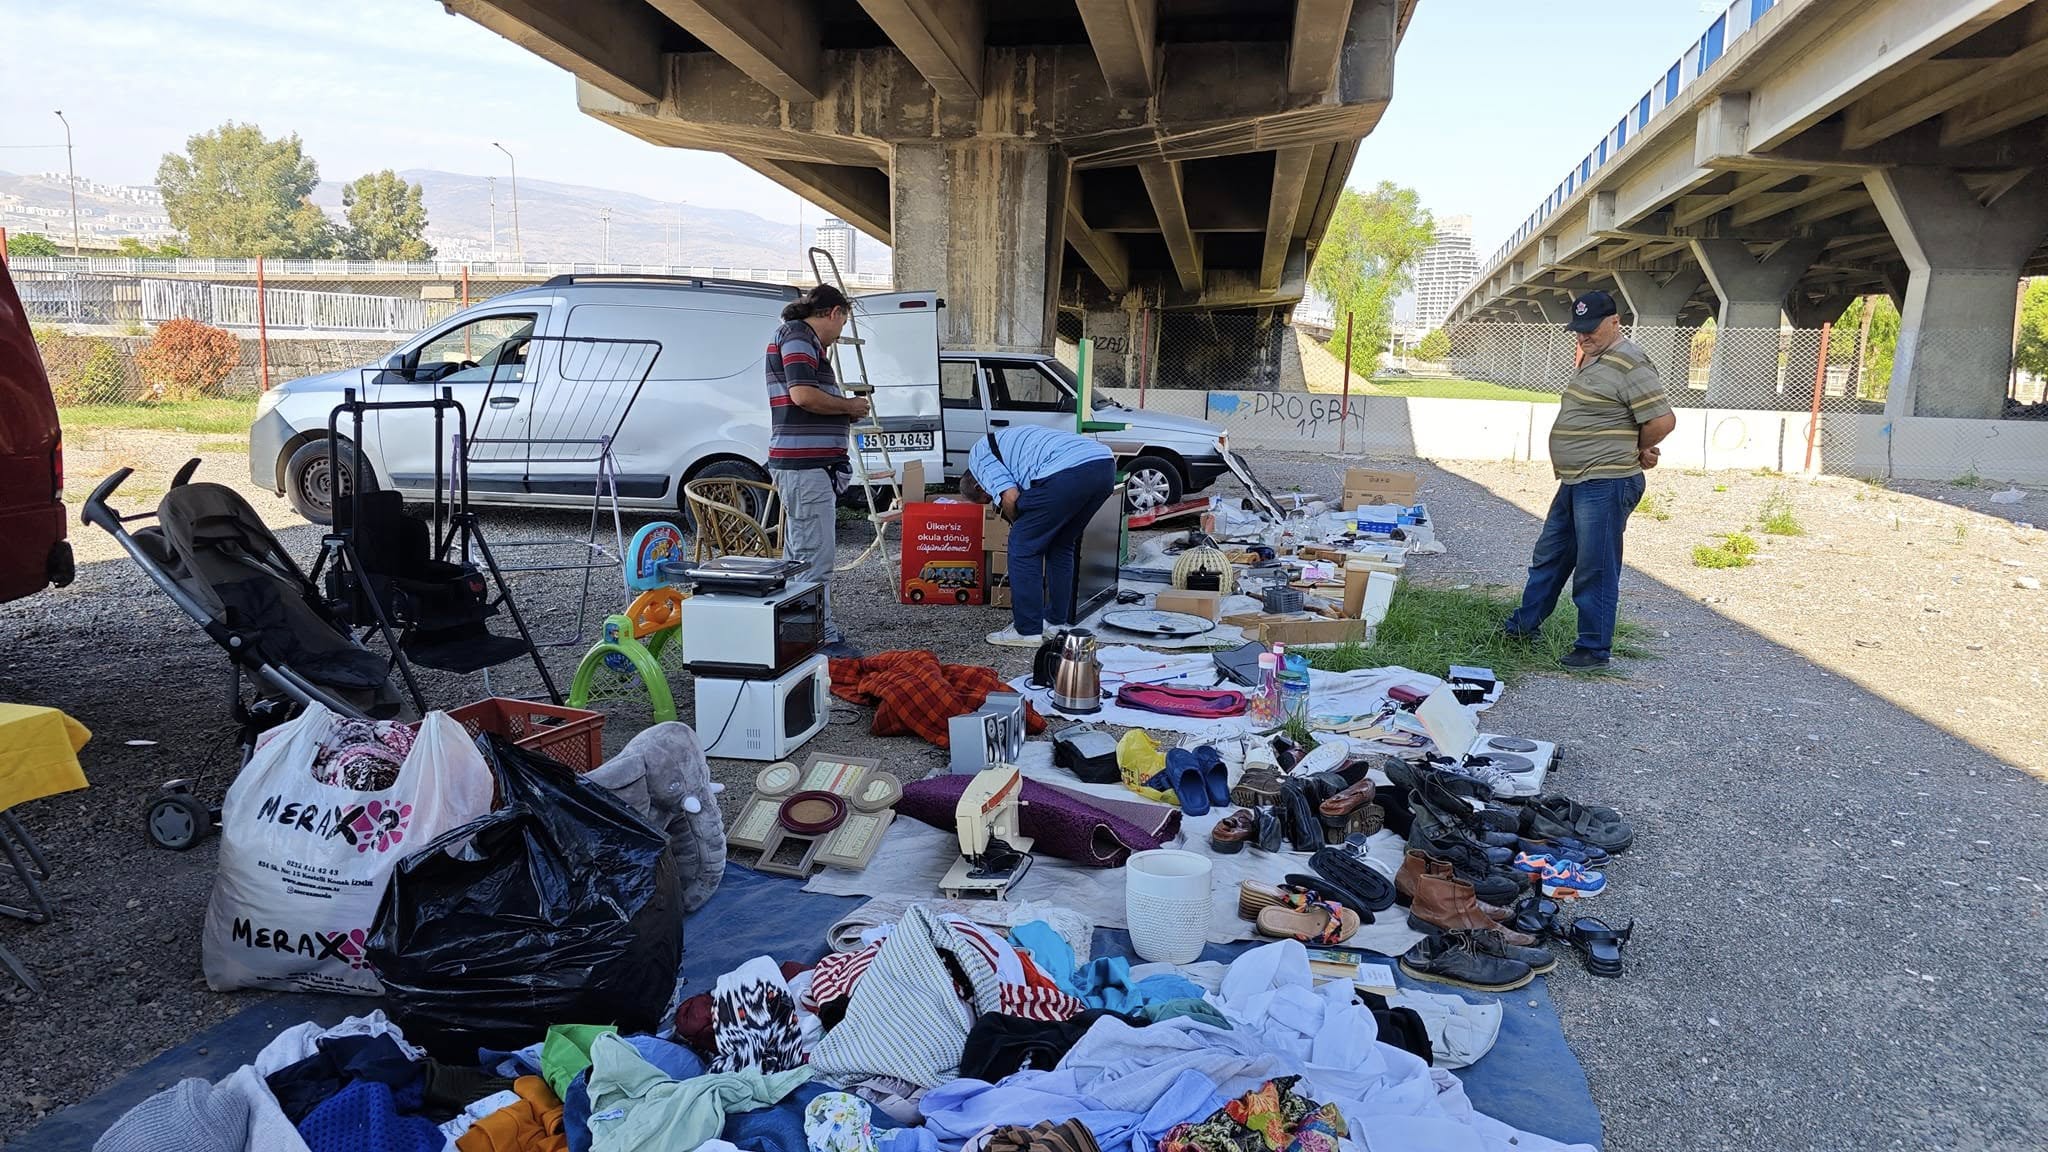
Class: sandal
1255,897,1360,945
1508,894,1561,938
1563,915,1633,977
1238,879,1313,920
1195,744,1230,807
1164,747,1211,817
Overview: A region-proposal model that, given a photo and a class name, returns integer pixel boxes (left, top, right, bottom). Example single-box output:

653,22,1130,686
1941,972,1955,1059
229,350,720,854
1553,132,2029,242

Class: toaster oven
680,581,824,678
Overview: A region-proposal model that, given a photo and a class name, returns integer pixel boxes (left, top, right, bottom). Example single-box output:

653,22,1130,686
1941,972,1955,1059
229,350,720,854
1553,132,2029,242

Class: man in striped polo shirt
765,284,869,657
1504,290,1676,669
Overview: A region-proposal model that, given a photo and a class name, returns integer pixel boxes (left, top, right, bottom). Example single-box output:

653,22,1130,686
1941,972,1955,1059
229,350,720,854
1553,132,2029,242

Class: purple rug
899,775,1182,868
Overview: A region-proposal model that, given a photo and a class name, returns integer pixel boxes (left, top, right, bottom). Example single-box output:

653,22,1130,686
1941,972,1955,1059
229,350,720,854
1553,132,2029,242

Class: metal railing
140,279,434,334
1470,0,1781,287
6,254,896,288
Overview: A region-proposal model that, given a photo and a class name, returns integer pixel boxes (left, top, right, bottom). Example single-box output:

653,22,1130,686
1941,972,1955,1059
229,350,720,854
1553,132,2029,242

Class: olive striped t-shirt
1549,339,1672,484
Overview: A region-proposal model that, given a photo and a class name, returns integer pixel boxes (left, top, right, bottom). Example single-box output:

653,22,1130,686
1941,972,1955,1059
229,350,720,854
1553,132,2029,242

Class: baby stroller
84,459,406,849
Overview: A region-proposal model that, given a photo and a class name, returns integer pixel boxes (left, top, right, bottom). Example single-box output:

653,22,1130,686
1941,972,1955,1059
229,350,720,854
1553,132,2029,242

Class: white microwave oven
680,581,824,678
695,652,830,760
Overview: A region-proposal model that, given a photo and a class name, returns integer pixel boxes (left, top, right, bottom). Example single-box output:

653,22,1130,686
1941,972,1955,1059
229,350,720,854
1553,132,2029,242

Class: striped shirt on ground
1547,338,1672,484
765,318,850,470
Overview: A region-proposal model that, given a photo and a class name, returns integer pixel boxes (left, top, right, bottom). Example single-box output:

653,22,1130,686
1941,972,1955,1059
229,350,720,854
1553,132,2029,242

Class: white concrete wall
1104,388,2048,483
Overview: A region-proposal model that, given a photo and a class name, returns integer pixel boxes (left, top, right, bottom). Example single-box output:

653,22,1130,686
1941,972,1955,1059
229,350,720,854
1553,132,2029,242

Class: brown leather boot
1397,850,1510,920
1409,872,1540,946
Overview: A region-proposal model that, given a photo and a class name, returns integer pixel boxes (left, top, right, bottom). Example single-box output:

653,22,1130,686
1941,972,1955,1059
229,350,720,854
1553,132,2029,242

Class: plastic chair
684,477,785,562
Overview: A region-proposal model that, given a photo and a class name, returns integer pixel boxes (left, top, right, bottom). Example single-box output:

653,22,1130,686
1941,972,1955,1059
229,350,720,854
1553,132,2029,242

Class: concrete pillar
1692,238,1823,406
1532,296,1570,324
1615,269,1705,395
892,140,1064,352
1080,305,1138,390
1864,168,2048,419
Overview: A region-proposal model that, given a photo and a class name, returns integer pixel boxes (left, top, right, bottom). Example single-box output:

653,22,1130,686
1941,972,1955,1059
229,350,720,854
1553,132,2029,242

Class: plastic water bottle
1253,653,1281,724
1277,660,1310,724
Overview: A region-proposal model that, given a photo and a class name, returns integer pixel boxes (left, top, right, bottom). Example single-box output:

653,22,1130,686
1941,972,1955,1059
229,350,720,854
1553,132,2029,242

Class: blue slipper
1164,747,1210,816
1194,744,1230,807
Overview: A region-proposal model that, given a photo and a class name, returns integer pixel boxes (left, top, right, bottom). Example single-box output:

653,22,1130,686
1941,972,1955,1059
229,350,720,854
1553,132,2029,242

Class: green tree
6,233,61,257
1413,328,1449,362
1832,295,1900,402
156,122,334,257
116,237,188,257
1307,183,1435,371
340,170,434,260
2014,279,2048,381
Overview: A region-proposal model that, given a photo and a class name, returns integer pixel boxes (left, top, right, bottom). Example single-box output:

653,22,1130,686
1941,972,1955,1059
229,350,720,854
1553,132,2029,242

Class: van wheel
681,459,770,531
286,438,376,525
1122,454,1183,513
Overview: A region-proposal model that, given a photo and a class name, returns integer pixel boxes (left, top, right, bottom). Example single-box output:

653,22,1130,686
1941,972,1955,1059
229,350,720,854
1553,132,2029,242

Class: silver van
250,275,1228,519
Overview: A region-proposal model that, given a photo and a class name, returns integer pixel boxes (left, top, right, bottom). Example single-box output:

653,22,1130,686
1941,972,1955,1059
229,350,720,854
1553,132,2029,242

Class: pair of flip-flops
1162,745,1227,815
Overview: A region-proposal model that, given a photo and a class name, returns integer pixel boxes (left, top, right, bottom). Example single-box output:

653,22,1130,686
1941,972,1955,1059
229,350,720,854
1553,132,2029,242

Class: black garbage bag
366,733,682,1059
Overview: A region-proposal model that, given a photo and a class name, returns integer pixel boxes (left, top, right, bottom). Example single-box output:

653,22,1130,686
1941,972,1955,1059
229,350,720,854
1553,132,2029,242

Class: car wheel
285,438,376,525
682,458,771,531
1122,454,1183,513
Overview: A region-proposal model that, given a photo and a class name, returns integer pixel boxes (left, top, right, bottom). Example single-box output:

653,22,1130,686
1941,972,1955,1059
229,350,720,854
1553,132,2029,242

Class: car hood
275,366,365,394
1096,402,1223,440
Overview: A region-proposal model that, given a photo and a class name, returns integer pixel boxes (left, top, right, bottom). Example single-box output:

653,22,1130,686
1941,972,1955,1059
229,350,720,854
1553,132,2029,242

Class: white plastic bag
202,704,493,995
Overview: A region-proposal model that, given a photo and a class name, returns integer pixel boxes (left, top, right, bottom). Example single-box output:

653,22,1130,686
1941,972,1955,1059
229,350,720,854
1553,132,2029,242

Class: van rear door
0,261,70,603
837,291,943,489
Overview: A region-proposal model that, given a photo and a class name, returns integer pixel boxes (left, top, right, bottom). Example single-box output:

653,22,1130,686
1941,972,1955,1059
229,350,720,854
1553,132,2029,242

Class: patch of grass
59,398,253,436
1692,531,1759,569
1953,467,1983,489
1634,491,1672,521
196,438,248,453
1858,475,1889,490
1304,582,1648,681
1757,489,1804,536
1752,466,1781,477
1367,377,1562,404
1952,522,1969,545
1712,484,1728,493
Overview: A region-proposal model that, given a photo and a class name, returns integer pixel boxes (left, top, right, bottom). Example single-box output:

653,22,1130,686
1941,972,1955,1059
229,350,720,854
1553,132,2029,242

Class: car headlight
255,387,283,418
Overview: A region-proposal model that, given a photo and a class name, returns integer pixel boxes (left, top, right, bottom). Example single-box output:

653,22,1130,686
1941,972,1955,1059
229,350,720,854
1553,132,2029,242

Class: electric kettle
1048,628,1103,714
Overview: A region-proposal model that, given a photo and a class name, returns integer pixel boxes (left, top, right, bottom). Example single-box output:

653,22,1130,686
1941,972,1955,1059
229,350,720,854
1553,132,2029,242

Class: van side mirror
383,352,406,371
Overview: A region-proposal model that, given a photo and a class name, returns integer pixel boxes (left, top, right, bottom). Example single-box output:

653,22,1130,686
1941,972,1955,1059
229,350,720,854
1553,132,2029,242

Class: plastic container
1253,653,1281,725
1124,849,1213,963
1278,665,1310,723
436,697,607,773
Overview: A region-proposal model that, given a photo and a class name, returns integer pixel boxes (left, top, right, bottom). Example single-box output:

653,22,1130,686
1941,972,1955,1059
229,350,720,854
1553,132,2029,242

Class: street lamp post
491,142,521,262
53,110,80,256
600,206,611,264
487,175,498,260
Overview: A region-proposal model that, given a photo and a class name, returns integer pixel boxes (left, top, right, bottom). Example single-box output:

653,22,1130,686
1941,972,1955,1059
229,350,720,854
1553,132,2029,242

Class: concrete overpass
441,0,1418,387
1447,0,2048,420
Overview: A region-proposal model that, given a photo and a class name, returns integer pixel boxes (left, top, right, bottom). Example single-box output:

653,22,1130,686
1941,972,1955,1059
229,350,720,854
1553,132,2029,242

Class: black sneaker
1560,648,1609,670
1399,932,1535,992
1413,836,1523,904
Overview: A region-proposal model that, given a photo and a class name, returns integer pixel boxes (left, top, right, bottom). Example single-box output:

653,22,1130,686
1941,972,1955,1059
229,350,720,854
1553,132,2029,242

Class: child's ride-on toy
568,523,688,723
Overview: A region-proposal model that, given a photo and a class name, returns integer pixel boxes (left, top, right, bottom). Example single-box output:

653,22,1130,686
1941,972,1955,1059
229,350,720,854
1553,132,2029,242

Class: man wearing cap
1504,290,1676,669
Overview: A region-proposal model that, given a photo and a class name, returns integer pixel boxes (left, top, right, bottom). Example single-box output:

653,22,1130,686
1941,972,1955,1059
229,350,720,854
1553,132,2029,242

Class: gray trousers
773,466,840,640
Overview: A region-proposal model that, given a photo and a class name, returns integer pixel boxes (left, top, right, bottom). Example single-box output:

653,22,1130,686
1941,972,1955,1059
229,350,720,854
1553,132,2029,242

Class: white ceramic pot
1124,848,1213,964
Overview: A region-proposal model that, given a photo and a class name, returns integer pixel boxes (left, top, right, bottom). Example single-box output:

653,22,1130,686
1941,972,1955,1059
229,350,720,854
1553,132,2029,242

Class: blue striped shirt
764,318,849,470
966,425,1113,497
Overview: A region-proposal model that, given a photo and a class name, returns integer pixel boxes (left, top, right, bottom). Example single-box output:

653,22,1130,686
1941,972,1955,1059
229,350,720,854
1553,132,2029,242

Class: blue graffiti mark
1208,393,1242,414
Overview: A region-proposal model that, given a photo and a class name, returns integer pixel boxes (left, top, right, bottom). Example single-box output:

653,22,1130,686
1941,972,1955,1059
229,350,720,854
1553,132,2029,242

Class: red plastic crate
439,697,606,773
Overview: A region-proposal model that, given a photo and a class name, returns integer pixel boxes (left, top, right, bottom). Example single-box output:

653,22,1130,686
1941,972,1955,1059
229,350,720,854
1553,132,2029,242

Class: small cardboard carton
1342,468,1419,511
1343,568,1399,624
1224,612,1370,647
1154,588,1222,622
982,505,1012,553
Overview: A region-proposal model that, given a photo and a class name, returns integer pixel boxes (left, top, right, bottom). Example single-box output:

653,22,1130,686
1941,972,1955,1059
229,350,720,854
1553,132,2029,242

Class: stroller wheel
146,793,214,851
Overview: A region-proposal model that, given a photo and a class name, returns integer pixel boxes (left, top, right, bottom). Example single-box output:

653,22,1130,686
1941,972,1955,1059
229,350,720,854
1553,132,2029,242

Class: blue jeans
1507,473,1645,656
1006,458,1117,635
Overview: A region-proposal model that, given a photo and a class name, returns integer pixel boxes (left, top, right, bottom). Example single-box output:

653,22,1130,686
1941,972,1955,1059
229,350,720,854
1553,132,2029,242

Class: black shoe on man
1559,648,1609,670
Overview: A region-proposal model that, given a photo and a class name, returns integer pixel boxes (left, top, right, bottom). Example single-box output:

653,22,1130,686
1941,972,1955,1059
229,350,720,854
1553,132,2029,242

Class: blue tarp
26,863,1601,1150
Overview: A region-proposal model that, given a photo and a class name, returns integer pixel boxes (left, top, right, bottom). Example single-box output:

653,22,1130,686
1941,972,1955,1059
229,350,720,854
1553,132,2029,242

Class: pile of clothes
98,907,1587,1152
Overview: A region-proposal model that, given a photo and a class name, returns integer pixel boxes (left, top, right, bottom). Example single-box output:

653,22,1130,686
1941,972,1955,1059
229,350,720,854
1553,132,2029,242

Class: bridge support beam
1865,167,2048,419
1692,238,1823,405
1615,269,1706,394
1531,296,1570,325
892,139,1065,352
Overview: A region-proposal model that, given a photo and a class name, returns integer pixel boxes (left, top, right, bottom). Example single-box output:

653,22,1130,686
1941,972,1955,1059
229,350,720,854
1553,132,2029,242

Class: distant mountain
312,169,892,273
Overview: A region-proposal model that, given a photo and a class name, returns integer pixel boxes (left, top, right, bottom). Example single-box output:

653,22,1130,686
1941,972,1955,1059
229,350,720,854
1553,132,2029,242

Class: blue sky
4,0,1728,247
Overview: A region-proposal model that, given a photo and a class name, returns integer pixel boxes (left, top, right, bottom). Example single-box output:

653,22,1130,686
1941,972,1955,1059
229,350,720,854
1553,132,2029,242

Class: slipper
1164,747,1210,816
1256,899,1360,945
1195,744,1230,806
1508,894,1562,938
1306,848,1396,913
1564,915,1633,977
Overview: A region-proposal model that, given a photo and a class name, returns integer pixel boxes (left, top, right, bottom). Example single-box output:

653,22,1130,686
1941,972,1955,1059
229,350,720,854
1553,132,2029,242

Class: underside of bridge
1451,0,2048,420
444,0,1416,387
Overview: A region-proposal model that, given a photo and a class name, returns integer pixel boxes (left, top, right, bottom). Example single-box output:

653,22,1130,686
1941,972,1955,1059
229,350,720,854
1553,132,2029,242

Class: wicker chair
683,477,785,562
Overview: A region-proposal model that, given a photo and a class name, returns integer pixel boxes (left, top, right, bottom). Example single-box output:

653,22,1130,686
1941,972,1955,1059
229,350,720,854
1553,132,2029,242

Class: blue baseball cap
1566,290,1618,333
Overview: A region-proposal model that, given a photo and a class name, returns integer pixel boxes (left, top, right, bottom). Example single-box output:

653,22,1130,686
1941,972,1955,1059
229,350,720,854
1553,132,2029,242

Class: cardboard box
900,503,985,605
1342,568,1398,625
1224,612,1369,647
1342,468,1419,511
899,458,927,504
1154,588,1222,622
982,505,1011,553
990,581,1012,609
987,547,1009,577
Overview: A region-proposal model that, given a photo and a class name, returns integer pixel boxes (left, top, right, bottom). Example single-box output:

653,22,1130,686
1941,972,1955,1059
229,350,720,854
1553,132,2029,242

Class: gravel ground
2,432,2044,1150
